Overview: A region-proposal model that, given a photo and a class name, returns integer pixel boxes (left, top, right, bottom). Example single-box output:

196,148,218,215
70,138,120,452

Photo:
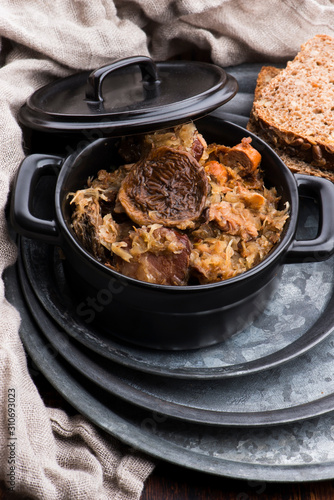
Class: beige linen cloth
1,0,334,498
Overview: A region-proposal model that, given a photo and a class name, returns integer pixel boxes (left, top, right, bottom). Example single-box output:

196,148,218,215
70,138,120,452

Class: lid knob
85,55,160,103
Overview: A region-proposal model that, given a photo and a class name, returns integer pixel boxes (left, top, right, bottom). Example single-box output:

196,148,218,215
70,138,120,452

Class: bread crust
249,35,334,171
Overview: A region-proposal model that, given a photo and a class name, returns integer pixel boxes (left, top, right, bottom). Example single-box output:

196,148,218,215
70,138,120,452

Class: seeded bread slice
248,34,334,171
252,66,282,101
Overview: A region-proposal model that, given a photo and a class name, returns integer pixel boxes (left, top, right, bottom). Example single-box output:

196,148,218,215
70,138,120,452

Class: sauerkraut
69,123,289,286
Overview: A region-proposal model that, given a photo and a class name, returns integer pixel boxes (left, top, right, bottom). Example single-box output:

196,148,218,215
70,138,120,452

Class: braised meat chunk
207,201,259,241
144,122,208,162
113,225,191,285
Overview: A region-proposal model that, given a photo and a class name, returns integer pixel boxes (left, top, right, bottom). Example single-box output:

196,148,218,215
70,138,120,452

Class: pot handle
285,173,334,263
85,56,160,103
10,154,63,244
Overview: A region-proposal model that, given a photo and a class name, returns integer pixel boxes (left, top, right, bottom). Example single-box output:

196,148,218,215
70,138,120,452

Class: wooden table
141,464,334,499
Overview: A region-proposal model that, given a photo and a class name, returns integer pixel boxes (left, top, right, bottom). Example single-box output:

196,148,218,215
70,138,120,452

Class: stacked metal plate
5,64,334,482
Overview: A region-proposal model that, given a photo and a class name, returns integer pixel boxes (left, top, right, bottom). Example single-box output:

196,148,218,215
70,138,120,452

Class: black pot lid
19,56,238,136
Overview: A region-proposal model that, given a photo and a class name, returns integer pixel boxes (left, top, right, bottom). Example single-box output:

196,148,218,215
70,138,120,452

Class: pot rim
55,121,299,292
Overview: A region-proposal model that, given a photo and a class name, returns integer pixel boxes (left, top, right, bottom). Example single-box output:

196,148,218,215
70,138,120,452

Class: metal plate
16,245,334,427
20,232,334,379
4,261,334,483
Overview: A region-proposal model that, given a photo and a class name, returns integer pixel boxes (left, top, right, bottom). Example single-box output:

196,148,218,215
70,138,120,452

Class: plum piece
118,146,209,230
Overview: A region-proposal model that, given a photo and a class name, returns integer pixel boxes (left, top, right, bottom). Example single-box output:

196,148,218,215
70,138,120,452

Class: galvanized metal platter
15,245,334,427
4,261,334,482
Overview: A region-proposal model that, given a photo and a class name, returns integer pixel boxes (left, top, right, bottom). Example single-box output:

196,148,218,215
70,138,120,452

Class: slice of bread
248,35,334,171
252,66,282,101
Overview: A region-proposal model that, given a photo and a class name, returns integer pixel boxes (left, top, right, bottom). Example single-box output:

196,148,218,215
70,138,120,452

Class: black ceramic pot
11,116,334,350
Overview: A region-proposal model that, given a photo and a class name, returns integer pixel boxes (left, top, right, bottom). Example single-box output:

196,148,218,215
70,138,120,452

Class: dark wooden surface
141,464,334,499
